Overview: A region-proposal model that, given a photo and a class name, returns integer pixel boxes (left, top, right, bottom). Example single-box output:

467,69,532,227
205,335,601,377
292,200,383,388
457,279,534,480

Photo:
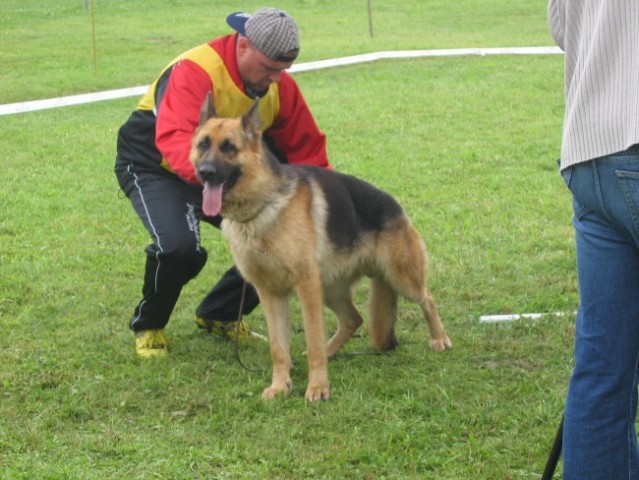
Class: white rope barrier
479,311,575,323
0,46,562,116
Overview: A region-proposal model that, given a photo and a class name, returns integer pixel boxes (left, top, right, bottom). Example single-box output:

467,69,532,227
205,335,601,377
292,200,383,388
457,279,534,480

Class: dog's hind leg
387,269,452,351
368,276,400,351
324,284,364,358
258,290,294,400
382,226,452,352
412,285,452,351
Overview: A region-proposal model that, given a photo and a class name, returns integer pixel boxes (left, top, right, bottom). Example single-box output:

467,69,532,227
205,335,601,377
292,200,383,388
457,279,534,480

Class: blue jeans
561,147,639,479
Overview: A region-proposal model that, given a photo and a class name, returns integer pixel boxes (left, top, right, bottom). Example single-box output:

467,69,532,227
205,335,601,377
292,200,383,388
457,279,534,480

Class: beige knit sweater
547,0,639,169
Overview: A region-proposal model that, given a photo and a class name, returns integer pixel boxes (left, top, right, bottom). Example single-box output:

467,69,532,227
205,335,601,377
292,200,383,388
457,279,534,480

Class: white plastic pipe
0,46,563,116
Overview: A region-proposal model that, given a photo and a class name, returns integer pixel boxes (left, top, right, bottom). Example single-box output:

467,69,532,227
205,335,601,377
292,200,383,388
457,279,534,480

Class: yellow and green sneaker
194,317,266,342
135,329,169,357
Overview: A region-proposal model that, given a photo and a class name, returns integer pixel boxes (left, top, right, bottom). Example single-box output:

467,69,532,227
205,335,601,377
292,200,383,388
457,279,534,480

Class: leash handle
541,414,564,480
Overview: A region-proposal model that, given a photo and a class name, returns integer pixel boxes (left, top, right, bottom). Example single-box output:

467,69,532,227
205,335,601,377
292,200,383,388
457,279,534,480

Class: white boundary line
479,311,575,323
0,46,562,116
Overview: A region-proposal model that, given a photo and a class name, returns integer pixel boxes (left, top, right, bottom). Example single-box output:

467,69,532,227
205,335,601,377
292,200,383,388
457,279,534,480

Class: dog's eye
219,139,237,155
197,136,211,152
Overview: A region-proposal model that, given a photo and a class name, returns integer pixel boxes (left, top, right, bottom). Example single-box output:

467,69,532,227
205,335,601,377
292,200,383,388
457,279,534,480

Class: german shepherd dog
190,95,452,401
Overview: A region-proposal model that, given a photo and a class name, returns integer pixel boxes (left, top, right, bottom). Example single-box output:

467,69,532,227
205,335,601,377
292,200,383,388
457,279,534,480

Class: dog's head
190,93,262,217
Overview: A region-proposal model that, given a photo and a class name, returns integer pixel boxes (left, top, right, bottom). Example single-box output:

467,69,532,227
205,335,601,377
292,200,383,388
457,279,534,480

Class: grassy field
0,1,575,478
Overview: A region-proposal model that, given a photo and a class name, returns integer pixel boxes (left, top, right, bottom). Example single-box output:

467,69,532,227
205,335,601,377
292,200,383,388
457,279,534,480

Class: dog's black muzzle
197,163,218,183
197,162,242,193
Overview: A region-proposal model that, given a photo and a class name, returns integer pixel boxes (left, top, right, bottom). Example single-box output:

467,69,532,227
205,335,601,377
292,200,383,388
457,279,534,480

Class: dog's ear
199,91,216,126
241,98,261,142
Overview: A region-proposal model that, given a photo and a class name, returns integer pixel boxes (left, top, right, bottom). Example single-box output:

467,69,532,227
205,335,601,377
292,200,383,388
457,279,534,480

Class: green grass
0,1,575,478
0,0,554,103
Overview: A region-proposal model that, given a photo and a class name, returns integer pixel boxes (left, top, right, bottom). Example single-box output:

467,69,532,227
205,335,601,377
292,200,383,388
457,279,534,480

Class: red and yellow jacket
117,34,330,184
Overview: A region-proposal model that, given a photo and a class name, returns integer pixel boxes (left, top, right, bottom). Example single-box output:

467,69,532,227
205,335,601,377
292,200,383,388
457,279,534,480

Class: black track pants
115,161,259,332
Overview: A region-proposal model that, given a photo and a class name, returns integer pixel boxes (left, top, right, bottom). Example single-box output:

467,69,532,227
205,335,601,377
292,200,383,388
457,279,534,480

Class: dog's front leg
295,273,330,401
258,290,293,400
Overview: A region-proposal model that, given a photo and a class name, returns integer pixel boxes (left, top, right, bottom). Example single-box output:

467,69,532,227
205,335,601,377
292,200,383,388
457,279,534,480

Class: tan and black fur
190,95,452,401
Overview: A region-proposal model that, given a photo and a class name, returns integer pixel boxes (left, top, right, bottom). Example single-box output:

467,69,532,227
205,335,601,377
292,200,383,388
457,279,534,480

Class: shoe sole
136,349,169,358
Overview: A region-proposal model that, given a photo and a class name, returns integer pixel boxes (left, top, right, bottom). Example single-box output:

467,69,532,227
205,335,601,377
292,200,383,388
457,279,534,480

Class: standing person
548,1,639,478
115,7,331,357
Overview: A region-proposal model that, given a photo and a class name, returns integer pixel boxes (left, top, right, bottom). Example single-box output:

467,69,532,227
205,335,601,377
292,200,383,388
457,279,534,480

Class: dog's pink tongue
202,182,223,217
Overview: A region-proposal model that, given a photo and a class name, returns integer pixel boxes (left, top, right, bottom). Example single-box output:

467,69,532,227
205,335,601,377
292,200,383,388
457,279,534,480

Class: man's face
236,36,294,95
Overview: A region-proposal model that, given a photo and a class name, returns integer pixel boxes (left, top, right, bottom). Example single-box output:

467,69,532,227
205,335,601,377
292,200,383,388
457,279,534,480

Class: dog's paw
305,383,330,402
429,335,452,351
262,380,292,400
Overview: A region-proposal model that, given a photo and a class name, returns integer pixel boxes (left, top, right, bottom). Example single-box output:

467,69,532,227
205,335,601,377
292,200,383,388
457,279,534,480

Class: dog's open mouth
199,165,242,217
202,181,224,217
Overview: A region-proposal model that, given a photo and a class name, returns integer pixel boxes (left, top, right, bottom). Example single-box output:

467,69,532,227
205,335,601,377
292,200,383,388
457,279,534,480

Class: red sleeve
267,72,332,169
155,59,212,184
